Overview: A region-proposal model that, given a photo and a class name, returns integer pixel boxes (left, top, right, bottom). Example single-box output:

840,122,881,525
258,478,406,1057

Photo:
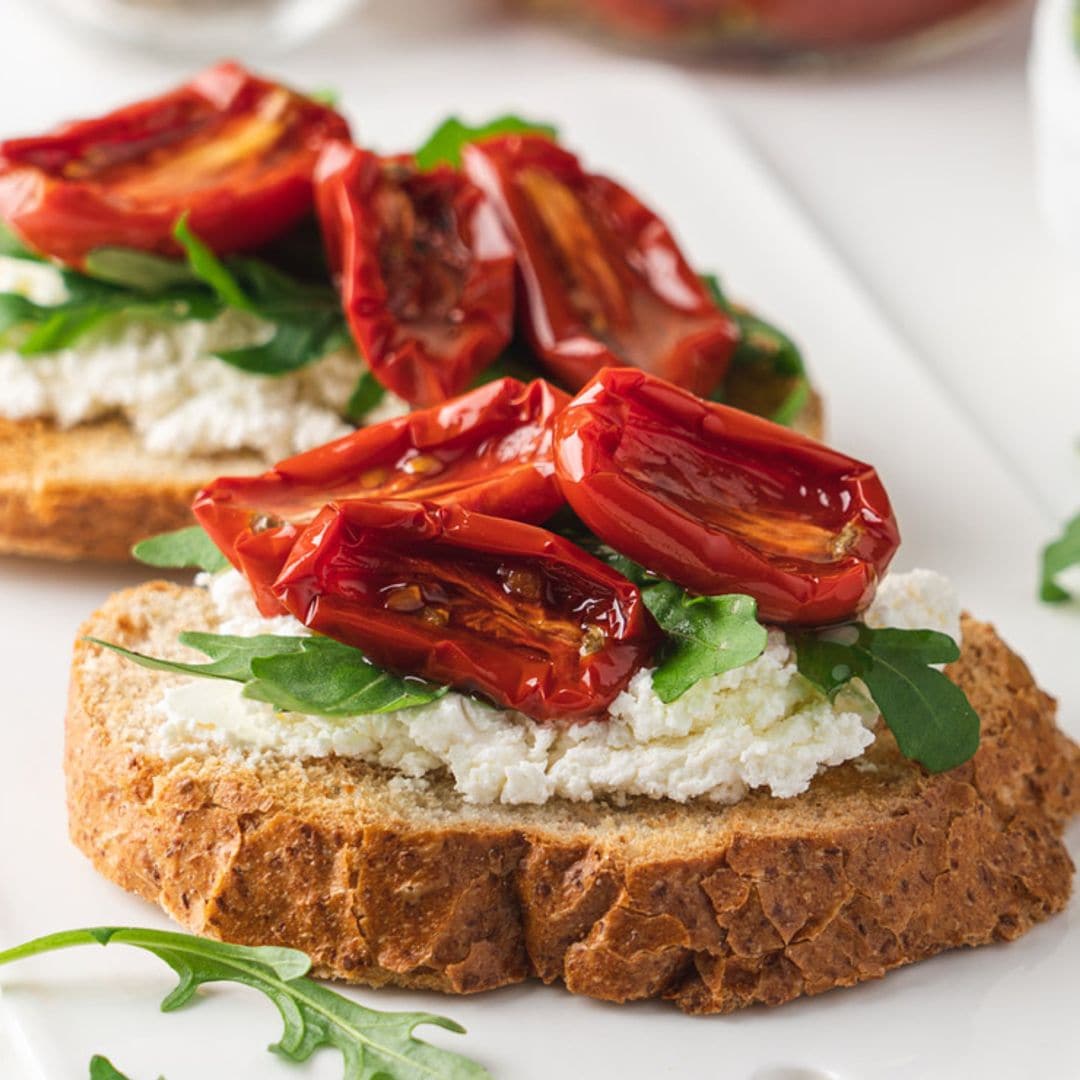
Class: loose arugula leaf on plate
89,1055,156,1080
416,114,558,171
793,624,979,772
0,927,488,1080
643,586,768,702
132,525,230,574
1039,510,1080,603
92,632,447,718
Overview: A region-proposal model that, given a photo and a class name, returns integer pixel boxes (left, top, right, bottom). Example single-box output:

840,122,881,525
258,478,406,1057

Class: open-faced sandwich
0,63,814,561
68,364,1080,1013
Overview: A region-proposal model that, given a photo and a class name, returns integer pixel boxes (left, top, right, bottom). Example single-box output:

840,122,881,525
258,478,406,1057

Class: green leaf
0,222,38,259
643,585,768,702
0,218,347,372
793,624,979,772
174,216,255,313
83,247,199,292
0,292,42,335
132,525,230,573
1039,511,1080,603
174,218,353,377
245,638,447,716
88,634,311,683
89,1055,148,1080
545,517,767,699
702,273,808,426
345,369,387,422
415,114,558,171
94,632,447,718
0,927,488,1080
215,310,344,376
308,87,340,107
468,339,541,388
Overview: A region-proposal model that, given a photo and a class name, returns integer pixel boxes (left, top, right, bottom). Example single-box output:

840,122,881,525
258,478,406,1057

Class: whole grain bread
0,417,263,561
0,390,823,564
66,581,1080,1013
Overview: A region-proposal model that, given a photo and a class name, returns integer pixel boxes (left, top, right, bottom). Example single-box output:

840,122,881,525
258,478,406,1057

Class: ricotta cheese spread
154,568,961,806
0,255,408,461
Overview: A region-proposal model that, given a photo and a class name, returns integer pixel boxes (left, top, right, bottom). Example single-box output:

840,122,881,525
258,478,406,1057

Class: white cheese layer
0,256,408,461
154,569,960,806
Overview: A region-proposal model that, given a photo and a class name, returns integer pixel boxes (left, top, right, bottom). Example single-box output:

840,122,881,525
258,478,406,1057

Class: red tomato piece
315,141,515,406
462,134,737,397
554,367,900,625
273,500,660,722
0,61,350,267
194,377,569,615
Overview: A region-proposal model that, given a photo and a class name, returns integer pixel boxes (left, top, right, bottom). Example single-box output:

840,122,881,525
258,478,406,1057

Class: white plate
0,67,1076,1080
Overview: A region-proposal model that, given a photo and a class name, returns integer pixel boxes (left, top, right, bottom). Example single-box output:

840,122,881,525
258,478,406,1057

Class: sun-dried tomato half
463,134,737,397
194,377,569,615
554,367,900,625
0,61,349,266
315,141,515,405
273,500,660,721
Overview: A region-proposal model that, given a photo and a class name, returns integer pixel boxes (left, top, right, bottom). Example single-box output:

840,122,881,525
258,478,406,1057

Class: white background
0,2,1078,1077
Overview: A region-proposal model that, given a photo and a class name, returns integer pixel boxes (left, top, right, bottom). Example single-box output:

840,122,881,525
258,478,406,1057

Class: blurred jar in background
512,0,1027,62
40,0,367,56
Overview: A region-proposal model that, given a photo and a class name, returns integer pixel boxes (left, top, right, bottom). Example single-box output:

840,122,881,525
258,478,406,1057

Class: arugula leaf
174,217,352,375
93,632,446,718
173,217,256,312
89,1056,152,1080
246,639,447,715
548,520,768,700
702,274,809,427
0,261,219,356
345,369,388,422
416,114,558,171
0,927,488,1080
89,633,305,682
469,339,542,388
83,247,199,292
132,525,230,574
0,222,36,259
793,624,979,772
643,586,767,702
1039,510,1080,603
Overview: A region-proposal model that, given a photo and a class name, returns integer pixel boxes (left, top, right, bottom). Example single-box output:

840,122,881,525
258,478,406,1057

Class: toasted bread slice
66,581,1080,1013
0,387,823,563
0,417,263,561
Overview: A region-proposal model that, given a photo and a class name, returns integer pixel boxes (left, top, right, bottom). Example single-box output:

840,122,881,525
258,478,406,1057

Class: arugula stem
0,927,106,967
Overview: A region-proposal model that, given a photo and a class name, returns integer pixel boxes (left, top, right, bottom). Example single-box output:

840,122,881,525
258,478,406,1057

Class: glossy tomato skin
462,134,737,398
194,377,570,615
0,62,350,267
273,500,660,722
554,367,900,626
315,141,515,406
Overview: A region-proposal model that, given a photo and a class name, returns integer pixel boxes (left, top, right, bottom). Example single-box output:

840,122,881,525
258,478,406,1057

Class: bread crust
0,417,263,561
0,391,824,562
64,582,1080,1012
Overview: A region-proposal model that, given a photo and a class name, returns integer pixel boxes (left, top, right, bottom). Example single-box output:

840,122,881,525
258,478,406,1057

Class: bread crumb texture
66,583,1080,1012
